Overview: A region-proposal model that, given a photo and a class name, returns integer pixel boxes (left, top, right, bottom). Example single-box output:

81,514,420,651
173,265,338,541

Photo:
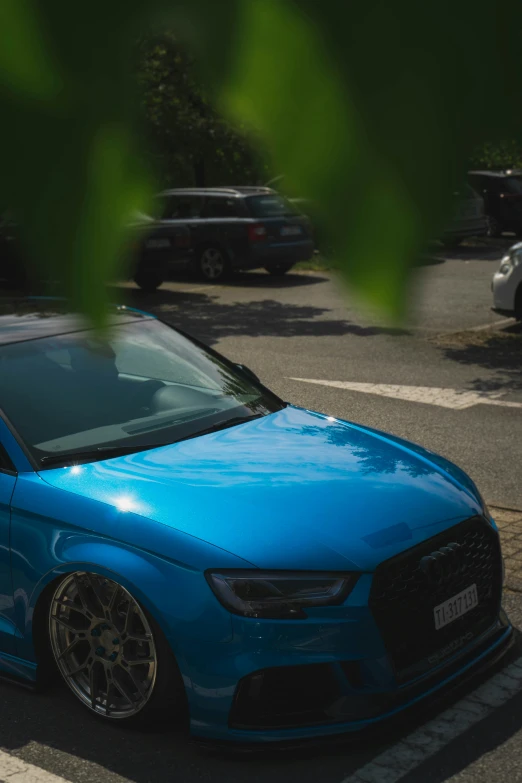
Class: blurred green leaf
1,0,522,323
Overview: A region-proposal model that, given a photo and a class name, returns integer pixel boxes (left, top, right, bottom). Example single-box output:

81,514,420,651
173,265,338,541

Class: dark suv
468,170,522,237
155,186,314,281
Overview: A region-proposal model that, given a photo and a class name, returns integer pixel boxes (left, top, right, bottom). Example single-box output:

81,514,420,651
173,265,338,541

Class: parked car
129,213,192,292
0,298,511,742
468,169,522,237
0,212,191,293
441,185,488,247
491,241,522,319
155,186,315,281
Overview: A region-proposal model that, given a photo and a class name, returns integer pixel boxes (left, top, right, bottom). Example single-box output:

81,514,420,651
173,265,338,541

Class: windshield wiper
39,413,265,468
173,413,264,444
40,442,170,467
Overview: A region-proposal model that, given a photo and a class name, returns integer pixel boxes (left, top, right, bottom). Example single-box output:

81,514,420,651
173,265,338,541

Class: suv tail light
175,233,191,248
248,223,268,243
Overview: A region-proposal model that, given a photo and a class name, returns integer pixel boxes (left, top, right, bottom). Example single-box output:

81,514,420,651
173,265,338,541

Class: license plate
146,238,170,249
280,225,302,236
434,584,478,630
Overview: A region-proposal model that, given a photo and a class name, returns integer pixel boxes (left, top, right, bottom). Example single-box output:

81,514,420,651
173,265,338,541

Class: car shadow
164,269,330,289
0,628,520,783
424,237,514,264
107,284,412,346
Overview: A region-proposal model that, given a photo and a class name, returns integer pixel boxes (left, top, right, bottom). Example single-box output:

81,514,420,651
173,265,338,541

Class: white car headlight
499,247,521,275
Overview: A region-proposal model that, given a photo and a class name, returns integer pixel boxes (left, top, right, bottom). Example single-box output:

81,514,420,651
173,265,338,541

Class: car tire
265,262,295,276
195,246,231,282
133,268,164,292
48,572,188,727
487,216,503,238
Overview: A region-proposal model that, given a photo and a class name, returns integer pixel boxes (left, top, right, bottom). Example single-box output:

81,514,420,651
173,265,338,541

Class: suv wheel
197,246,230,281
265,262,295,276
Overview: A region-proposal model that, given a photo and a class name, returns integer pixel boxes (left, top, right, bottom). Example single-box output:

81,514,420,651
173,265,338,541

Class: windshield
247,194,299,218
0,319,281,466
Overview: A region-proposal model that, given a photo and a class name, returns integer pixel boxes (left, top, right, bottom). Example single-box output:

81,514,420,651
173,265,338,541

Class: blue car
0,299,511,743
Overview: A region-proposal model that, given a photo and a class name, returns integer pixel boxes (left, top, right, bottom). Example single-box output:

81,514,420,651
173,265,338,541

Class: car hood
39,406,483,571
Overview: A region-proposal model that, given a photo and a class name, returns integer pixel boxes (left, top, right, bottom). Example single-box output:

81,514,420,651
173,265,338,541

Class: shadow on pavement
434,322,522,393
165,269,330,289
424,237,513,264
0,628,520,783
108,284,412,346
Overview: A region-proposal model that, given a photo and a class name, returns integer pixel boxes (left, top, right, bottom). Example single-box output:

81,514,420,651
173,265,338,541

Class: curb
491,505,522,514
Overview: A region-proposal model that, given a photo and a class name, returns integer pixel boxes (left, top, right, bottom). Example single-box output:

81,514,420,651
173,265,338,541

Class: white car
492,242,522,319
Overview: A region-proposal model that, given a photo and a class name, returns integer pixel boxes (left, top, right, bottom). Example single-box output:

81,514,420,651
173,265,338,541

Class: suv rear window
247,195,298,218
504,176,522,194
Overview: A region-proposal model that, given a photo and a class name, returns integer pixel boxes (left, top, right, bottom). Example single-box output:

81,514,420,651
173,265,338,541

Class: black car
468,170,522,237
154,186,314,281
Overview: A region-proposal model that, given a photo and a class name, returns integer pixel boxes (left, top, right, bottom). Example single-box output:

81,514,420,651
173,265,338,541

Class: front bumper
179,515,508,743
492,269,516,311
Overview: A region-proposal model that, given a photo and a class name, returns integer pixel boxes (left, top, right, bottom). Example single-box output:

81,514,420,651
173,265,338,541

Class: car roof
0,299,154,346
469,170,522,177
158,186,276,198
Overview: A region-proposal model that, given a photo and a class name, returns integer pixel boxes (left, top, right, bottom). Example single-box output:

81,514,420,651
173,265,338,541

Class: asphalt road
2,239,521,783
116,238,522,509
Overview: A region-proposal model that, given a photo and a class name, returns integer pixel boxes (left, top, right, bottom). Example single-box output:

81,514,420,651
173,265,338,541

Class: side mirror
235,363,260,384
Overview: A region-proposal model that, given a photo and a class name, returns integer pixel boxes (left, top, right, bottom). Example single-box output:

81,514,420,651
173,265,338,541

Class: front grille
369,516,502,682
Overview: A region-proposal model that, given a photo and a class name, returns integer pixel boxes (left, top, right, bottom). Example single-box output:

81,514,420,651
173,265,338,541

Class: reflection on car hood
39,406,483,570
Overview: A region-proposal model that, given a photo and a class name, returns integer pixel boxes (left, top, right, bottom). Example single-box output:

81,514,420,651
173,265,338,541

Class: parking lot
1,238,521,783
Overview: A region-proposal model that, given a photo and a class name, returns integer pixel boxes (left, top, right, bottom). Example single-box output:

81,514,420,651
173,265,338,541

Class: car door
0,440,17,655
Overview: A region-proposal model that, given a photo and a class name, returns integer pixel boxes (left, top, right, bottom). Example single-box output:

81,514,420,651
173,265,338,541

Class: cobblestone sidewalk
493,506,522,592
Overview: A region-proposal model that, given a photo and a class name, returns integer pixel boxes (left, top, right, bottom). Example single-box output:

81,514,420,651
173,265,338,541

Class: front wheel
265,262,295,276
133,267,164,292
48,572,187,725
196,246,230,281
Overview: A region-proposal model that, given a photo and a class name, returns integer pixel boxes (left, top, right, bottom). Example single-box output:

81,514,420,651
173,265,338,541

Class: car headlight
499,257,512,274
499,246,522,274
205,570,359,619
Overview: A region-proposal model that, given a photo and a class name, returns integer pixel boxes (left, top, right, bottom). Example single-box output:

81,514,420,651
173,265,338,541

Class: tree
136,34,265,188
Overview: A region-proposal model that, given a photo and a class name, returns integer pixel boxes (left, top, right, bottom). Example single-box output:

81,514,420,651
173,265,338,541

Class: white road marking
289,378,522,410
0,748,69,782
457,317,516,333
343,655,522,783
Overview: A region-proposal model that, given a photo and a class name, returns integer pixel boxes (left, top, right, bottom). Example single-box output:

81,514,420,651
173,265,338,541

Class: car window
0,443,14,472
247,195,299,218
0,320,282,464
504,176,522,195
202,197,241,218
160,196,204,219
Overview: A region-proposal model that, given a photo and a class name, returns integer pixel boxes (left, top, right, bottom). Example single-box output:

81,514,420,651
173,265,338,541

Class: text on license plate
280,225,302,236
434,584,478,630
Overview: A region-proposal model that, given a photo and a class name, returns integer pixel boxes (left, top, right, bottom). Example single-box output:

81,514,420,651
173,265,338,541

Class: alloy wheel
200,248,225,280
49,573,157,719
